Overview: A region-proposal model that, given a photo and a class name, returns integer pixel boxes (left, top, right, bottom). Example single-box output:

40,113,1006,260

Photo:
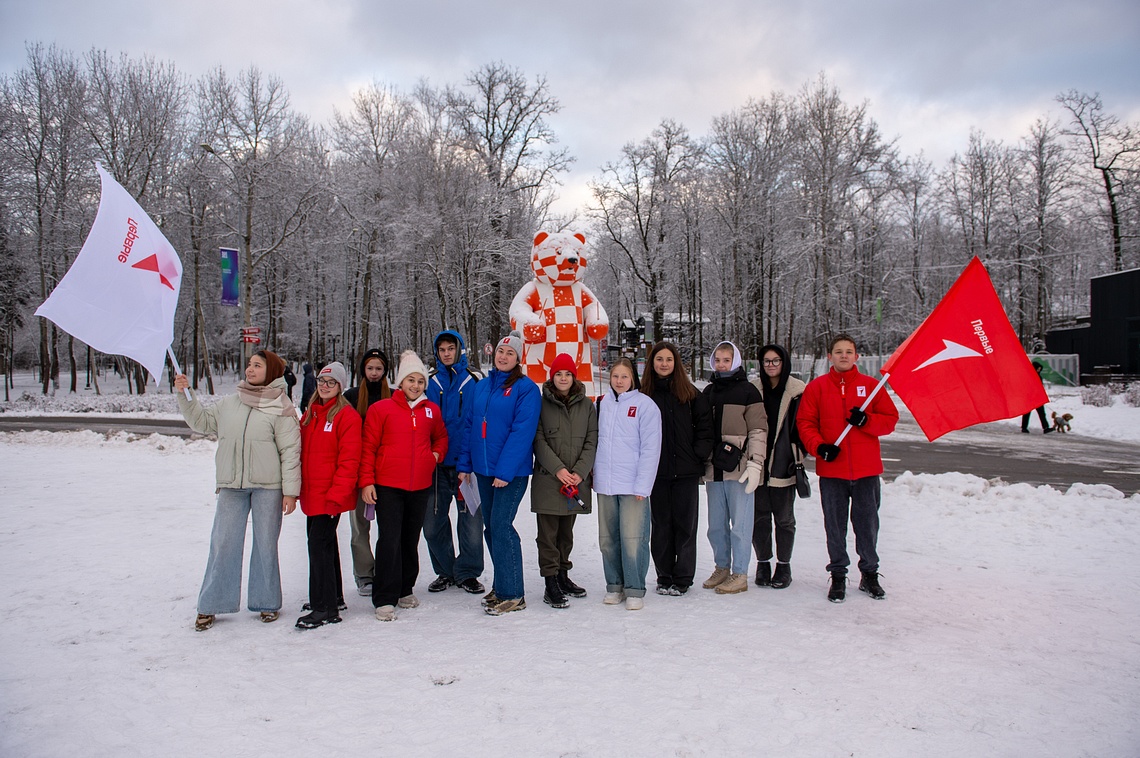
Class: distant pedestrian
300,362,317,412
1020,362,1053,434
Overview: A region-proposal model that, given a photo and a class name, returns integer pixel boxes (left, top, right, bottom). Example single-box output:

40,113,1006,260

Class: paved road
4,414,1139,495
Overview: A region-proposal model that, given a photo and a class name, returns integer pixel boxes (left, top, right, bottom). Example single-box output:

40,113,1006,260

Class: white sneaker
397,594,419,609
356,582,372,597
625,596,644,610
603,591,625,605
375,605,396,621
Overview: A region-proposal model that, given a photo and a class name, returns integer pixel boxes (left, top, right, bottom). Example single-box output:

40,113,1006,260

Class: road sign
240,327,261,335
484,343,493,356
241,336,261,344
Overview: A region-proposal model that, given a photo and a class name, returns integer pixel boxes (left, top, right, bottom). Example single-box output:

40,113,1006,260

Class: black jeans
1021,405,1048,431
650,475,700,589
306,514,343,613
535,513,577,577
753,484,796,563
819,476,881,576
372,486,430,608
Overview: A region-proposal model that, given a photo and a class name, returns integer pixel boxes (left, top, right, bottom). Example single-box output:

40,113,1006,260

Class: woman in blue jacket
457,331,541,615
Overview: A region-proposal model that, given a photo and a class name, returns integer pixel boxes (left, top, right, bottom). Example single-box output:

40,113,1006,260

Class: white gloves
739,465,762,495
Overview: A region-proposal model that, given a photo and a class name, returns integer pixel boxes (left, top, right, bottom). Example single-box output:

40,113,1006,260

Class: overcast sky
3,0,1138,215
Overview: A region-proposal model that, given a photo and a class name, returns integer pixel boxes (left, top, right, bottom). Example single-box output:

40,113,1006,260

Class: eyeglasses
316,377,339,387
763,359,782,366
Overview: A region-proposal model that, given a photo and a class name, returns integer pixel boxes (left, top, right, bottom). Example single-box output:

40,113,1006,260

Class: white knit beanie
497,330,524,363
394,350,429,388
317,361,348,391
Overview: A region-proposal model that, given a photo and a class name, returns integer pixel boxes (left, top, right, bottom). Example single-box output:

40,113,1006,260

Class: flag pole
167,347,192,400
833,372,891,447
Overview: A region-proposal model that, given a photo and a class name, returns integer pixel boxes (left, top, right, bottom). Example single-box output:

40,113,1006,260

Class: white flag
35,163,182,380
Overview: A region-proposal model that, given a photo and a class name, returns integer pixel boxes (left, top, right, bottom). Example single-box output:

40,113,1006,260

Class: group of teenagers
173,328,899,631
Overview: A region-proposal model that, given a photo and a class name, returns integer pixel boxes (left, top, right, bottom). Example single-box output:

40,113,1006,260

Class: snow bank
1,432,1137,757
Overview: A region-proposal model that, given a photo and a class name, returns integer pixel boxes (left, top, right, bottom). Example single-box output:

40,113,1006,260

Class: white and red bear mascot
509,231,609,396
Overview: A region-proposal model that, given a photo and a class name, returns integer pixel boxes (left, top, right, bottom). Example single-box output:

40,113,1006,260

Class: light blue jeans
197,487,283,614
705,479,754,575
477,475,528,601
597,494,651,598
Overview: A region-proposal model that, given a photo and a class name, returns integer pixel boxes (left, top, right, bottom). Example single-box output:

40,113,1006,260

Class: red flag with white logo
35,163,182,380
881,257,1047,441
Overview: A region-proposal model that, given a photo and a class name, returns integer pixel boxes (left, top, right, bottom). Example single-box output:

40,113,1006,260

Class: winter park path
3,413,1138,494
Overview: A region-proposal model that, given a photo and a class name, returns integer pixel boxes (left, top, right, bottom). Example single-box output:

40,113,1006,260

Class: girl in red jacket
297,361,362,629
360,351,448,621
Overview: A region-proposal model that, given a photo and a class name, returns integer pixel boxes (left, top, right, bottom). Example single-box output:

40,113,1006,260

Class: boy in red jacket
797,334,898,603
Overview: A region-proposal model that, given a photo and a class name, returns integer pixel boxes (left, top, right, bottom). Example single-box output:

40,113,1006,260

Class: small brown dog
1051,411,1073,433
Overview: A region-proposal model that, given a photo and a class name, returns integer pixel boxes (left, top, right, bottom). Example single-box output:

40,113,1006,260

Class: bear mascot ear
574,233,586,245
533,231,549,247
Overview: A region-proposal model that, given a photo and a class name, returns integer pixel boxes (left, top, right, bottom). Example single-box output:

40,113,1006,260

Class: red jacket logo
627,406,637,418
503,387,512,397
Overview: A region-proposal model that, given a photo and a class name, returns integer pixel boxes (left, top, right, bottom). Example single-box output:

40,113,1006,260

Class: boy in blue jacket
423,330,486,595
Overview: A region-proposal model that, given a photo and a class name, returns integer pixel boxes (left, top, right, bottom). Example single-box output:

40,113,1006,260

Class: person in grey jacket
531,353,598,609
174,350,301,631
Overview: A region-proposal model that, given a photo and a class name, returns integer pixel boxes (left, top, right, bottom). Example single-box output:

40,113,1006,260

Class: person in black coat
641,342,714,595
300,362,317,412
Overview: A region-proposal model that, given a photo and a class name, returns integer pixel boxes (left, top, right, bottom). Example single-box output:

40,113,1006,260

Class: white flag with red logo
35,163,182,380
881,257,1047,441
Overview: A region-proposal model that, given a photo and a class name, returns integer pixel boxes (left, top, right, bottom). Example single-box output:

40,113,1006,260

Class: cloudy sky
3,0,1138,215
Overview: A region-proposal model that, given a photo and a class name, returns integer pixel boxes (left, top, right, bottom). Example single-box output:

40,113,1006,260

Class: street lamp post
201,142,256,367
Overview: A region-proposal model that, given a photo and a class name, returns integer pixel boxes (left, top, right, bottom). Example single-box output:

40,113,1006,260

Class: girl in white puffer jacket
593,359,662,610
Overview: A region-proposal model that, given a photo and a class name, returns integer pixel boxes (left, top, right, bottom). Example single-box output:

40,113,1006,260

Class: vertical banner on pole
220,247,239,306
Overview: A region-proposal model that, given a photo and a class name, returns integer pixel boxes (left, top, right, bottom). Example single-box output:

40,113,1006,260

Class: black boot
544,575,569,608
755,561,771,587
859,571,886,599
828,571,846,603
770,562,792,589
557,569,587,598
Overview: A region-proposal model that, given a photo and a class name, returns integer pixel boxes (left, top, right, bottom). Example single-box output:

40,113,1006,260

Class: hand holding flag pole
831,372,891,447
167,347,192,400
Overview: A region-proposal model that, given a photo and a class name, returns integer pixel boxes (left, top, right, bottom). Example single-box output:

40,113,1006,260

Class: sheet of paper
458,474,481,515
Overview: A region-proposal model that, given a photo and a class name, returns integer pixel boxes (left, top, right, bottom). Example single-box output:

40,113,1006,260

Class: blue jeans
705,479,754,575
198,488,283,614
597,494,651,597
477,475,528,601
819,476,881,575
423,466,485,582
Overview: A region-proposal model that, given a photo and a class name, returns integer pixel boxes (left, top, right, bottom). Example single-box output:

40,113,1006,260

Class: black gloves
817,444,840,462
847,407,868,427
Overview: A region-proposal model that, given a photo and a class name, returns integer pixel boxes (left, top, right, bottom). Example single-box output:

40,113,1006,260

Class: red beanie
550,353,577,376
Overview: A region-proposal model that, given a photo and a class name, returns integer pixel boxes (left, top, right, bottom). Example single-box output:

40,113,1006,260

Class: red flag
881,257,1047,441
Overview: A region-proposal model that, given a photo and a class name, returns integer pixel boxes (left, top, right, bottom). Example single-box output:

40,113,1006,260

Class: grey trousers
348,494,375,585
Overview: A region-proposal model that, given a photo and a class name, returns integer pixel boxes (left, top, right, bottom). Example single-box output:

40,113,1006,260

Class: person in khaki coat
174,350,301,631
531,353,598,609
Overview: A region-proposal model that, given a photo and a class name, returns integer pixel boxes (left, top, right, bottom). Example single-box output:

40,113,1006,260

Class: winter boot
557,569,587,598
702,567,730,589
715,573,749,594
828,571,846,603
543,575,569,608
770,562,792,589
859,571,886,599
755,561,772,586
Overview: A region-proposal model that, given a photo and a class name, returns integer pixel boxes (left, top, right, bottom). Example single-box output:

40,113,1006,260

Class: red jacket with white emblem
797,366,898,480
359,391,448,491
299,397,363,516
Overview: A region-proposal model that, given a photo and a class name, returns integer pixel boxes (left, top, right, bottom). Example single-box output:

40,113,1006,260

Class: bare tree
1057,90,1139,271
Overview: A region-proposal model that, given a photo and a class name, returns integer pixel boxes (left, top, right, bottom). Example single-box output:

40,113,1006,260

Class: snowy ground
1,420,1138,756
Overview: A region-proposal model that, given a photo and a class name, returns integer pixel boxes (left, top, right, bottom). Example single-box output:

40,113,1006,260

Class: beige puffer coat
178,377,301,496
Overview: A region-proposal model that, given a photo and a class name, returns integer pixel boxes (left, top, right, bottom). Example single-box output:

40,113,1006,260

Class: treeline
1,44,1136,394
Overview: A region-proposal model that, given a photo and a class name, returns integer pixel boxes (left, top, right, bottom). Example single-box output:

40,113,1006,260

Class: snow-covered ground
2,419,1138,756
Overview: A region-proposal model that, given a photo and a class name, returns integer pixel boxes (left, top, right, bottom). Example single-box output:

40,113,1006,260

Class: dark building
1046,267,1140,382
